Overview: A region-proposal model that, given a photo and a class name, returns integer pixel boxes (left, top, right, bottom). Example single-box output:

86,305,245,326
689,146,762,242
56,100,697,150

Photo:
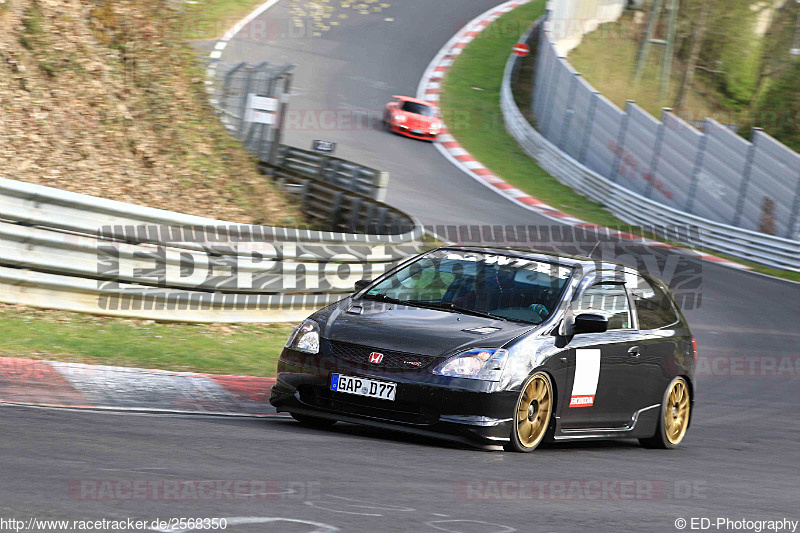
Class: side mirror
573,313,608,334
354,279,372,292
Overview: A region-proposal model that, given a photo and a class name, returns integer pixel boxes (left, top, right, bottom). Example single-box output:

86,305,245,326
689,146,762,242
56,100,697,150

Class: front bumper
270,347,517,448
390,123,439,141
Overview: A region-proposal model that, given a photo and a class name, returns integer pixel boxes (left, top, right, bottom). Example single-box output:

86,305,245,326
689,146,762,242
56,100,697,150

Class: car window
630,275,679,330
575,282,631,330
379,257,455,301
366,250,573,325
400,101,434,116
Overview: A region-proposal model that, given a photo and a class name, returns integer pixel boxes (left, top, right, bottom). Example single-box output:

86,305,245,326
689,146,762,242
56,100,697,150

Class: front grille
329,341,441,371
298,385,439,425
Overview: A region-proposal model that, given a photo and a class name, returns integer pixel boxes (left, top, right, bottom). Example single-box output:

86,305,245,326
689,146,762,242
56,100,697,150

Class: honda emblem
369,352,384,364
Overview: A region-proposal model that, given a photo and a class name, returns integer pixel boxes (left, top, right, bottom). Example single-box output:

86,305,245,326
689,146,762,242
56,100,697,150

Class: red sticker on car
569,395,595,407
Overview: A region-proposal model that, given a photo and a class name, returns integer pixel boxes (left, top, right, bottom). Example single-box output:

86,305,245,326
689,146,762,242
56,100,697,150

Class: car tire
505,372,554,453
290,412,337,429
639,376,691,449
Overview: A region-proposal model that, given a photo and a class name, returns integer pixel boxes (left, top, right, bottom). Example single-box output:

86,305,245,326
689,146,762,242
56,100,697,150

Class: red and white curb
0,357,283,416
416,0,751,272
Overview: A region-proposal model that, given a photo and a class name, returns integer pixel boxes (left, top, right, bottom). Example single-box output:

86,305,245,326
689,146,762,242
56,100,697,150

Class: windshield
400,101,435,117
364,250,573,324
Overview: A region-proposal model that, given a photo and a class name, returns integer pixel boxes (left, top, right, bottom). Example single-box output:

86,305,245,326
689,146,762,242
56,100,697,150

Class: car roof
434,246,644,277
393,95,436,107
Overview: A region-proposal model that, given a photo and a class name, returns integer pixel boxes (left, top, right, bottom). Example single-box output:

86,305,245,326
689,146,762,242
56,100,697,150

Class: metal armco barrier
0,176,424,322
274,146,390,202
501,14,800,272
263,166,402,233
0,57,405,322
217,61,293,164
218,62,390,201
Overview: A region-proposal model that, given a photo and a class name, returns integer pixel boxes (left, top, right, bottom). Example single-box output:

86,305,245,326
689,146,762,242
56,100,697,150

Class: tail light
691,338,697,363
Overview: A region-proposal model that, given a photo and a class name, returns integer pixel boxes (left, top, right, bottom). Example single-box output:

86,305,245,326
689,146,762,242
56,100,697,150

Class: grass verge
439,0,798,283
181,0,270,40
440,0,621,228
0,305,293,377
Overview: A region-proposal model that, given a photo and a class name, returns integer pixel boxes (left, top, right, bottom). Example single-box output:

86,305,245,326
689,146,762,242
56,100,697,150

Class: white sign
312,139,336,153
570,349,601,408
244,93,278,124
249,111,276,125
250,95,278,111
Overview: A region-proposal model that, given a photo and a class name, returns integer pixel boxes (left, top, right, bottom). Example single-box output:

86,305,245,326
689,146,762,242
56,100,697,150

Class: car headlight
430,121,442,132
285,319,320,354
394,114,406,123
432,348,508,381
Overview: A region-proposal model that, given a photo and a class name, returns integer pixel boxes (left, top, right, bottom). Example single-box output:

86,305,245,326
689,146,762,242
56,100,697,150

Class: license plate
411,129,423,134
331,374,396,401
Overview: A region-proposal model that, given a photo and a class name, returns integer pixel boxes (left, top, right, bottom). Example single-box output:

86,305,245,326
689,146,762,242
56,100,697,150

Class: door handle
628,346,641,357
559,356,568,363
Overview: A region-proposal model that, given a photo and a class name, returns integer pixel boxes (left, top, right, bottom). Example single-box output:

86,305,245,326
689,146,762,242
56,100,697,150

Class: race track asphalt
3,1,798,531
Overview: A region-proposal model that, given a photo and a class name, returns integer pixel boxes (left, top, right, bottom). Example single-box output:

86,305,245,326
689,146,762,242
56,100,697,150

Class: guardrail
275,146,390,202
0,175,424,322
500,18,800,272
262,163,402,232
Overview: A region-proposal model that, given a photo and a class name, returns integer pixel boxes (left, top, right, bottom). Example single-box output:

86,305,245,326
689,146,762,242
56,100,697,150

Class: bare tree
673,0,713,114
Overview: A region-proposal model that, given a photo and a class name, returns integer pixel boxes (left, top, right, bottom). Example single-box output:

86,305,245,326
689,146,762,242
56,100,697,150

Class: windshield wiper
403,300,508,321
361,295,510,322
361,293,404,304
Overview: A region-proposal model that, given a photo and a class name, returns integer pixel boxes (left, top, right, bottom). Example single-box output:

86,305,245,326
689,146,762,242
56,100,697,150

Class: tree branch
695,64,727,75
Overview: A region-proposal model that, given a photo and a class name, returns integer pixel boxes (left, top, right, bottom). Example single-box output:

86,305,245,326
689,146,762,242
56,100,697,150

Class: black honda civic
270,247,695,452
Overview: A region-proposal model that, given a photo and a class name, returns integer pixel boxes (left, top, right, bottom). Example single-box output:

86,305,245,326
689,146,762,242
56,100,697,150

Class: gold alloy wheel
515,374,553,449
664,378,691,445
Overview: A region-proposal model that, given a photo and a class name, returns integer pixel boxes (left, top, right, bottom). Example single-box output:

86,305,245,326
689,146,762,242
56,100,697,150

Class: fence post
238,66,255,140
531,16,551,119
375,172,390,203
320,156,332,181
732,128,760,227
328,191,344,229
538,47,560,135
222,62,245,122
348,165,361,194
645,108,670,199
348,197,363,233
786,156,800,239
559,73,580,152
259,69,277,162
536,42,557,125
578,91,600,165
543,56,569,139
242,61,269,153
270,68,293,166
611,100,635,183
684,119,709,214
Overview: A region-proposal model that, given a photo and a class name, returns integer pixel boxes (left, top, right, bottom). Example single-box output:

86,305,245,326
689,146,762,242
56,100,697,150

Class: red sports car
383,95,443,141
